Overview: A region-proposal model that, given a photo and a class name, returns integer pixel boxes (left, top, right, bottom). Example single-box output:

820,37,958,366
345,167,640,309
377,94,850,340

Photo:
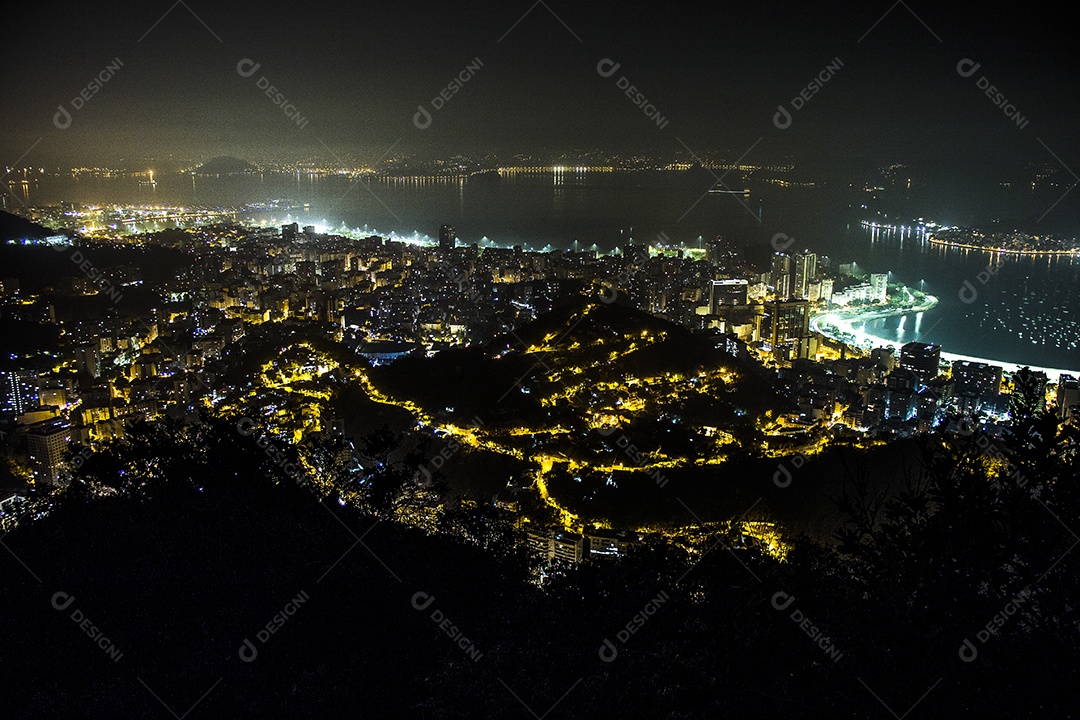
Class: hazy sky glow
2,2,1077,180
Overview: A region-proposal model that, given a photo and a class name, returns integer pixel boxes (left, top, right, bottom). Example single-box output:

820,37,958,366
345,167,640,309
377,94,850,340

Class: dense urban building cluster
1,215,1076,532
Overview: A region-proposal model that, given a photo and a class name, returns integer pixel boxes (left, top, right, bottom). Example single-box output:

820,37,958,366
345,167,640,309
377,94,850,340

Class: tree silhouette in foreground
0,412,1076,718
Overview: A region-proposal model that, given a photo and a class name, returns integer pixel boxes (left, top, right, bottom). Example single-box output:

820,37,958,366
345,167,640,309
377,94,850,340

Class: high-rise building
552,532,585,562
708,279,748,313
74,343,101,378
439,225,457,251
763,300,810,361
900,342,941,386
281,222,299,240
870,347,896,372
793,252,817,299
706,235,737,266
745,281,767,303
820,278,834,304
586,530,634,558
26,419,70,487
952,360,1002,414
870,273,888,303
526,529,585,563
770,253,792,299
38,383,67,409
831,282,877,306
1059,374,1080,420
952,361,1002,397
1,370,38,417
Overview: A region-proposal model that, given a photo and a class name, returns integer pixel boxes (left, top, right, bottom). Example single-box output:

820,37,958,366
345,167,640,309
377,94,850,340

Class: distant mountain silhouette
194,156,257,176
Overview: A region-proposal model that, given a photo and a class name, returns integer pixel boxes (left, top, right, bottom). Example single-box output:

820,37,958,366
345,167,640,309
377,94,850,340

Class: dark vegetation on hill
370,302,777,449
0,408,1077,718
0,210,61,242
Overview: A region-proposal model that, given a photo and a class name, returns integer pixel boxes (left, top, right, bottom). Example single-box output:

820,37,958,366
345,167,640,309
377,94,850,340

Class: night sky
3,2,1078,176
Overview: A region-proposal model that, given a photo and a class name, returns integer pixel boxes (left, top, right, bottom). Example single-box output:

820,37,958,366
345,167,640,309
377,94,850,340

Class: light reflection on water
9,171,1079,370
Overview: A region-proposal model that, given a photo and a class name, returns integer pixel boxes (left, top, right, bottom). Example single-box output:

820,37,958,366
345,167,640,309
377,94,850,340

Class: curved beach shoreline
810,295,1079,377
